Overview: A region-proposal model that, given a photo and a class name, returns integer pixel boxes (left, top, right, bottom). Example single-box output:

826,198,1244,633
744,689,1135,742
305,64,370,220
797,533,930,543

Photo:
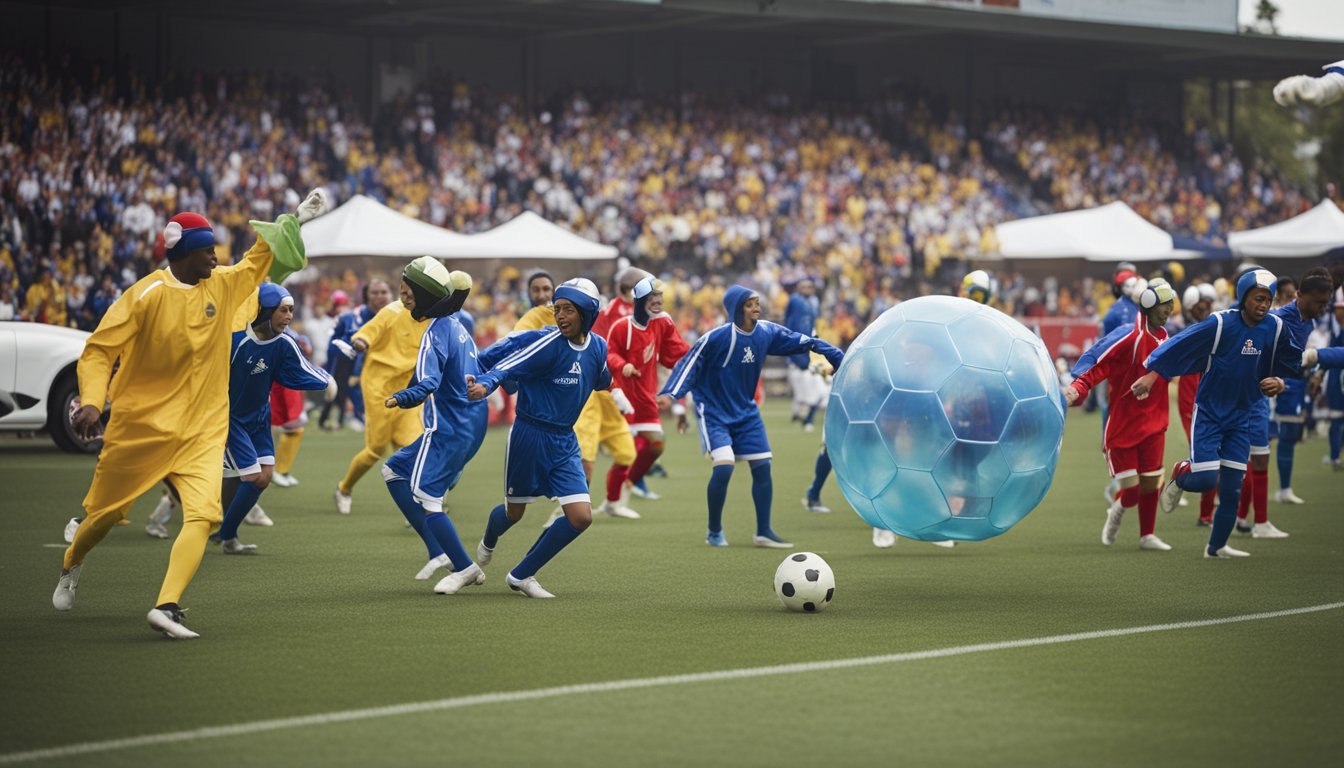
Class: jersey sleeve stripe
494,329,562,372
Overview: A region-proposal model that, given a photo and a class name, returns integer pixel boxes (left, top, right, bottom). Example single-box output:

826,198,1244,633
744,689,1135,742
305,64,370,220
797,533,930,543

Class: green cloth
249,213,307,284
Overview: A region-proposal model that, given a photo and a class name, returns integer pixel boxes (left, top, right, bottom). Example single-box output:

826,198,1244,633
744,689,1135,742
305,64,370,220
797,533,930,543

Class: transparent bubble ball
825,296,1064,542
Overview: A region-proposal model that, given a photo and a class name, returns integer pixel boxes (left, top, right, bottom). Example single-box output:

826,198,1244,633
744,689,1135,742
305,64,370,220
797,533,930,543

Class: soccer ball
774,552,835,613
825,296,1064,542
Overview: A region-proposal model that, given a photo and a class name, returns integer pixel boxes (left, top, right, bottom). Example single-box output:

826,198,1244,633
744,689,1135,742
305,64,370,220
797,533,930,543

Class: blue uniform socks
1208,468,1247,554
483,504,514,549
808,448,831,502
510,516,583,580
218,481,263,542
750,458,773,536
1277,422,1301,489
386,479,444,559
707,464,733,533
422,512,472,572
1330,418,1344,462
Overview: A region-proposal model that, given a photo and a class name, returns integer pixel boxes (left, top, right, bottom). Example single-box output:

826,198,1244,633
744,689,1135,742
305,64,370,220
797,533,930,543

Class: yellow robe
352,300,425,450
77,238,274,524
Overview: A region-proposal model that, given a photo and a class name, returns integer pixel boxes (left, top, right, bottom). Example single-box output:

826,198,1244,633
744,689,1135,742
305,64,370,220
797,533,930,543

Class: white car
0,321,102,454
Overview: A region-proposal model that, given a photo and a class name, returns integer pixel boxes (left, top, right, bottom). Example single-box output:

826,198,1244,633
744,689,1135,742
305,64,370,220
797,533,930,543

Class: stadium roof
26,0,1337,80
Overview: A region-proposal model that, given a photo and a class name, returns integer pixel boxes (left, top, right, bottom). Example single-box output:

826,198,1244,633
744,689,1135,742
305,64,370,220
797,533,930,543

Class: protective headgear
331,290,350,307
163,213,215,261
632,276,665,326
1115,262,1138,276
553,277,602,334
1123,276,1148,303
961,270,993,305
1139,281,1176,312
724,285,759,328
1113,269,1137,298
1234,268,1277,306
1198,283,1217,303
616,267,651,297
254,282,293,331
402,256,471,321
1182,286,1201,310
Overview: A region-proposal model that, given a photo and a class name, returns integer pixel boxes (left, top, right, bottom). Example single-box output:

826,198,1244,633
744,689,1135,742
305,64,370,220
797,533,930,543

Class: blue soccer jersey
229,328,332,429
1101,295,1139,336
1144,308,1302,427
661,286,843,425
475,328,612,430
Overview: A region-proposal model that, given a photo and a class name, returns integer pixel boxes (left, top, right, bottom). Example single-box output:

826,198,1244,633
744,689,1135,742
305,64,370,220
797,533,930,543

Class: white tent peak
994,201,1176,261
468,211,618,260
300,194,474,259
1228,199,1344,258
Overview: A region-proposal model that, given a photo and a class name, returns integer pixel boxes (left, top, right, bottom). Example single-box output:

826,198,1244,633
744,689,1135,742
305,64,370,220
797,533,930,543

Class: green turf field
1,402,1341,767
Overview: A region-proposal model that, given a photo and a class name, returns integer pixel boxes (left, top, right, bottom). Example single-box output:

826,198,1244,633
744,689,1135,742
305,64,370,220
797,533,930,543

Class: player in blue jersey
1313,288,1344,469
377,260,488,588
660,284,843,548
321,281,391,431
1234,270,1334,529
1132,268,1303,559
216,283,334,553
784,278,825,431
467,278,612,598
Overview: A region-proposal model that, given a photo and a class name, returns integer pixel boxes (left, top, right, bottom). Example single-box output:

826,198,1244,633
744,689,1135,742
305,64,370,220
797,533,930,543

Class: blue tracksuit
225,328,332,474
661,285,843,461
784,292,820,370
1145,308,1301,472
1070,322,1131,379
384,315,489,509
476,327,612,503
1102,295,1139,336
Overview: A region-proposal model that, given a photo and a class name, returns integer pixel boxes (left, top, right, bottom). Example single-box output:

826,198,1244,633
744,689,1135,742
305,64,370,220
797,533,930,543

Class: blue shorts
1328,369,1344,414
1188,405,1250,474
1273,378,1307,421
695,405,772,462
1247,398,1271,454
385,407,488,512
223,418,274,478
504,418,589,505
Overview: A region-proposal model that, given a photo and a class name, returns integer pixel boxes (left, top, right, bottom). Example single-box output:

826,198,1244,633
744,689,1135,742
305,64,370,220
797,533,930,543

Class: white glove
1304,348,1318,368
1273,70,1344,108
332,339,357,359
296,187,331,224
611,388,635,415
670,402,686,417
324,376,338,403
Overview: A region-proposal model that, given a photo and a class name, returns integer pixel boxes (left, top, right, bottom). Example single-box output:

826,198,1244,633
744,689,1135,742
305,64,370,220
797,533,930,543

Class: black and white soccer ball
773,552,835,613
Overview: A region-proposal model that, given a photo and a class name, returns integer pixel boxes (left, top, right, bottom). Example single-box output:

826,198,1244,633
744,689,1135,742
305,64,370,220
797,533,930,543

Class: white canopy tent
464,211,619,260
1228,200,1344,258
299,194,479,259
994,201,1179,262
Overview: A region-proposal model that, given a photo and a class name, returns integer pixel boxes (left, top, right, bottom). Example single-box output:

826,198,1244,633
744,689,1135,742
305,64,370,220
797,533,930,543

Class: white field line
2,601,1341,765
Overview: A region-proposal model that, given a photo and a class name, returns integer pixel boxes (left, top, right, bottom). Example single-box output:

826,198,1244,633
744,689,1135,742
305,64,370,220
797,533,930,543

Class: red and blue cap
163,212,215,261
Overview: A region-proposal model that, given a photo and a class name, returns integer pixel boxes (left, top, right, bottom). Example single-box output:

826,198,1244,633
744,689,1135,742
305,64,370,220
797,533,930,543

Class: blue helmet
255,282,293,328
1234,268,1277,306
553,278,601,334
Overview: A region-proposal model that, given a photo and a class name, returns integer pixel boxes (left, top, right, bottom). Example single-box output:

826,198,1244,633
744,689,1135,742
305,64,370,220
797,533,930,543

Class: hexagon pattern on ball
773,552,836,613
826,296,1063,541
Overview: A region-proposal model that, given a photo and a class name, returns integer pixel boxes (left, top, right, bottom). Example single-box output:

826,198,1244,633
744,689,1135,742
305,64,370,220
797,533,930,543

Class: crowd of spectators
1,54,1332,352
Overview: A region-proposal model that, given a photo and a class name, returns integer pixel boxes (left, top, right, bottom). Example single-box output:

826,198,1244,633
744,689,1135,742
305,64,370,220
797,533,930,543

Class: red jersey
1069,318,1170,450
607,312,691,427
1178,373,1199,441
591,295,634,342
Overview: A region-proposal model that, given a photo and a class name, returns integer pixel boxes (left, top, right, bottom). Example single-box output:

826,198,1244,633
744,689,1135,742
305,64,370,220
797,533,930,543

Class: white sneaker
347,420,365,433
415,554,451,580
752,533,794,549
1251,522,1289,539
334,487,352,515
629,485,661,500
803,423,815,433
244,506,274,527
62,517,80,544
506,572,555,598
541,507,564,529
434,563,485,594
52,566,81,611
271,472,299,488
1177,496,1189,507
599,500,641,520
476,539,494,567
147,606,199,639
145,519,170,539
873,528,897,548
1159,477,1184,514
802,497,832,514
1273,488,1305,504
1101,502,1124,546
220,538,257,554
1139,534,1172,551
1204,544,1251,558
931,539,957,549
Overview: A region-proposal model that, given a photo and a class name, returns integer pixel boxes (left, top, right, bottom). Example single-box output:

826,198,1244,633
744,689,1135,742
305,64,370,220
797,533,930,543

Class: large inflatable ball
825,296,1064,541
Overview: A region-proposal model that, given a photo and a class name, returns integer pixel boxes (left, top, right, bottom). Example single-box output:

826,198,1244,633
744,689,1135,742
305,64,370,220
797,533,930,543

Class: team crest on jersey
742,347,756,364
642,346,655,363
459,333,468,343
569,361,583,374
251,358,269,375
1240,339,1260,356
205,303,216,318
